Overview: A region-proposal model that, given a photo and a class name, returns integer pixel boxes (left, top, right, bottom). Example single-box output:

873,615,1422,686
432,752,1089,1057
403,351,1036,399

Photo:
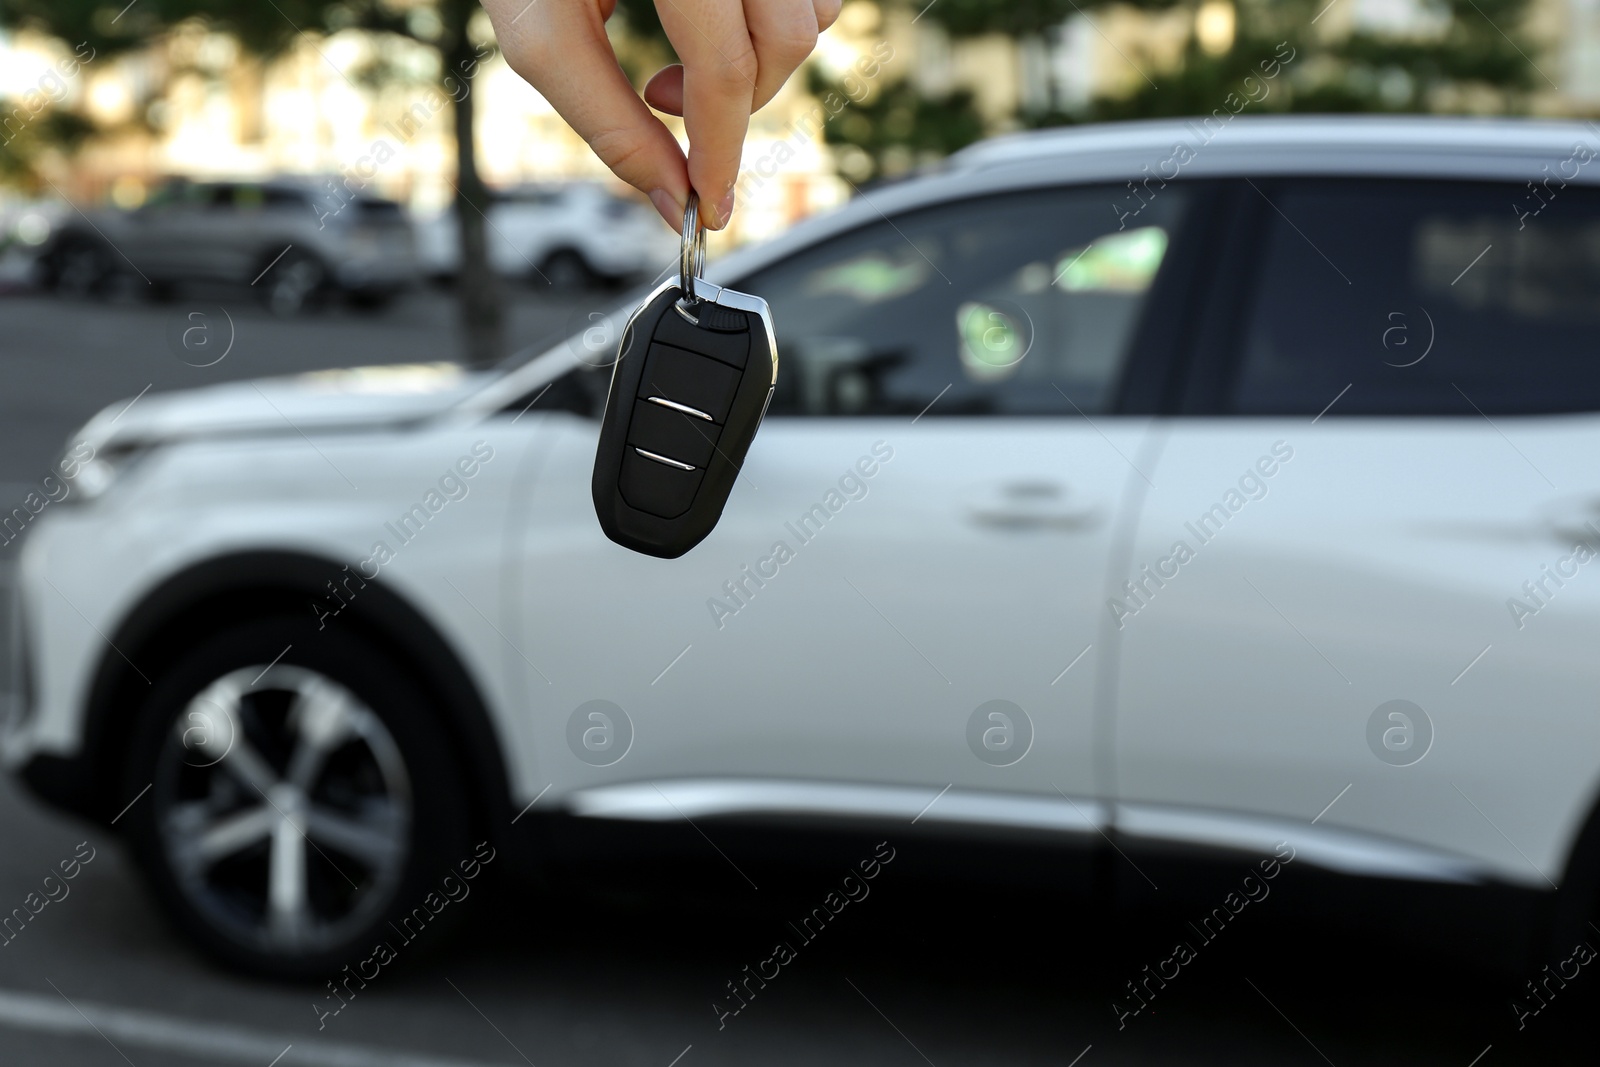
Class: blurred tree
806,0,1545,178
610,0,674,71
1044,0,1543,123
804,68,984,183
914,0,1108,36
609,0,988,182
0,0,507,366
0,109,95,192
0,2,136,193
1311,0,1542,112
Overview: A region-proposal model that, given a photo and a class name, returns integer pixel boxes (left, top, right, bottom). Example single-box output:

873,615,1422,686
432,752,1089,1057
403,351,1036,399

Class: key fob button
627,398,719,470
652,305,751,369
642,343,742,423
618,449,703,519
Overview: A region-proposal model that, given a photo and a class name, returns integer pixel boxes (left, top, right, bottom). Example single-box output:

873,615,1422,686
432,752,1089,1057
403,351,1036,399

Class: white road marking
0,987,518,1067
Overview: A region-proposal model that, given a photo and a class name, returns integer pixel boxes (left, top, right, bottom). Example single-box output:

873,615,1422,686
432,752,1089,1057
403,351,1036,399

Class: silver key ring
679,192,707,300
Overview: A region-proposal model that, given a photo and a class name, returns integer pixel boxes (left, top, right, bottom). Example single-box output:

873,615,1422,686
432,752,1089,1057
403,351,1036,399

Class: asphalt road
0,287,1593,1066
0,281,589,501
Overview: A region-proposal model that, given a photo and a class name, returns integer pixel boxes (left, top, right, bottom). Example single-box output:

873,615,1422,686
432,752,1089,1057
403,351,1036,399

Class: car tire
51,238,114,298
122,615,477,979
345,289,397,312
536,248,596,292
256,251,328,316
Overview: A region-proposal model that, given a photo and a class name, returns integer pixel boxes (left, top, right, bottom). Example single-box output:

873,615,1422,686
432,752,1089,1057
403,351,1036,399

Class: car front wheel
51,239,114,297
123,616,475,978
536,248,597,291
257,251,327,316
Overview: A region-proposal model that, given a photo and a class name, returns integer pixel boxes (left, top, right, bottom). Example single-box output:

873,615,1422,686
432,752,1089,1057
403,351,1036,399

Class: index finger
655,0,756,229
485,0,690,226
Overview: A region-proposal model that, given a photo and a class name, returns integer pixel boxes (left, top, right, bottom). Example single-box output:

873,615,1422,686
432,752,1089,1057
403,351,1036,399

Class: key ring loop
679,192,707,300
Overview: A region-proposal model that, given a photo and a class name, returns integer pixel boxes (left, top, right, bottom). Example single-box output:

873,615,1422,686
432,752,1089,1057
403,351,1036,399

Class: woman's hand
483,0,840,229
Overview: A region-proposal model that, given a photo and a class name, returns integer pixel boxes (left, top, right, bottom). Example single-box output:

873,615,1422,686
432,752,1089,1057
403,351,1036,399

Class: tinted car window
738,186,1186,416
141,180,206,211
1230,179,1600,415
263,186,310,210
496,187,562,206
232,184,266,211
353,197,403,221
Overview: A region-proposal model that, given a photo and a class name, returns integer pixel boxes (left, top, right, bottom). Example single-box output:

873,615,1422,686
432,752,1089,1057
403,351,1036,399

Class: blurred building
2,0,1598,246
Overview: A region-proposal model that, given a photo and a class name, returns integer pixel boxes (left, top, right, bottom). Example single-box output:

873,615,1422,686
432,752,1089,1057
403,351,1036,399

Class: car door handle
965,481,1102,532
1542,495,1600,546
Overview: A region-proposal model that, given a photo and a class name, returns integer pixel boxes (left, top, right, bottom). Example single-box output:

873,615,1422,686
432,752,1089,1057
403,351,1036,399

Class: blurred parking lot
0,284,578,502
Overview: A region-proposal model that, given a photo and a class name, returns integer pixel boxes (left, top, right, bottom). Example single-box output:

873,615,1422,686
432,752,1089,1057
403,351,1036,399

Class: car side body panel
9,118,1600,909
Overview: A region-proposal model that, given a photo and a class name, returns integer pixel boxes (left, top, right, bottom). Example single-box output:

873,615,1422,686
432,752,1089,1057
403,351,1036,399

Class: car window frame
1114,178,1238,416
1172,178,1272,417
735,182,1221,420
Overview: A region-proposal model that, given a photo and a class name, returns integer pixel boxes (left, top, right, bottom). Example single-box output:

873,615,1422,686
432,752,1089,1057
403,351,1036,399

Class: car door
1115,176,1600,888
511,184,1204,820
203,182,271,282
119,179,209,277
489,188,560,274
141,181,239,280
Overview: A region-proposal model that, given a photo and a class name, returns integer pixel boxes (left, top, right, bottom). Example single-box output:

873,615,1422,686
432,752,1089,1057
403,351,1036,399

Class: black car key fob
592,194,777,558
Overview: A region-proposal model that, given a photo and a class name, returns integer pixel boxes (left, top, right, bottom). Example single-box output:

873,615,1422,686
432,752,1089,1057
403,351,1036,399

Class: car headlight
55,443,145,506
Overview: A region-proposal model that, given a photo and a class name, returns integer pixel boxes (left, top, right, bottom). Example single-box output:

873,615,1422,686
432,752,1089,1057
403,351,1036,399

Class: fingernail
649,189,682,226
716,188,735,229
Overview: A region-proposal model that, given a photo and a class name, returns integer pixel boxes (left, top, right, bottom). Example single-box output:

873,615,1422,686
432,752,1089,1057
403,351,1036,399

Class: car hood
75,362,493,454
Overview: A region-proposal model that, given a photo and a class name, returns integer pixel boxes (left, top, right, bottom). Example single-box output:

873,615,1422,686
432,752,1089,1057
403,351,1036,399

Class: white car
415,181,678,289
9,116,1600,977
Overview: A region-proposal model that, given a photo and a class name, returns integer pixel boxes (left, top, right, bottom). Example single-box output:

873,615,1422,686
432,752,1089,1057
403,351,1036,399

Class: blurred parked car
10,117,1600,978
415,181,678,289
0,198,67,253
0,198,67,291
36,177,418,314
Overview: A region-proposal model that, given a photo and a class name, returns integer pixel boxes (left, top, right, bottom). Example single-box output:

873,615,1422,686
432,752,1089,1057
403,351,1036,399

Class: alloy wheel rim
268,260,323,315
154,664,412,954
59,247,104,295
